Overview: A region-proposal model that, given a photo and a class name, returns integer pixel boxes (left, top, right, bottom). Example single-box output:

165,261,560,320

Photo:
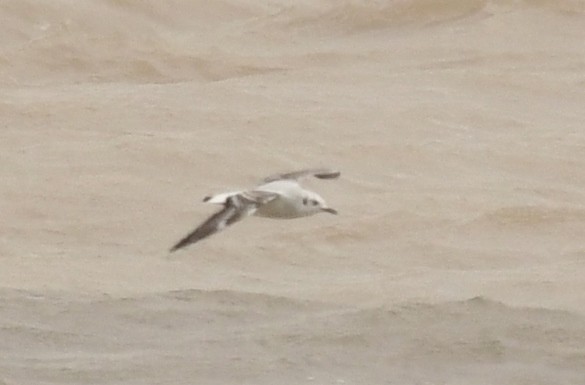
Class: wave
263,0,585,36
1,0,582,85
3,288,585,383
267,0,487,34
0,0,280,85
470,205,585,227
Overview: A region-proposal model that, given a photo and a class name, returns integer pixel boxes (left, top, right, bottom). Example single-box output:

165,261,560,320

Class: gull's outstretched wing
262,168,340,183
169,191,278,252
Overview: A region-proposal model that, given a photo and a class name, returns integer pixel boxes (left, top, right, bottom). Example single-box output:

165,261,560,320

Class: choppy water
1,1,585,384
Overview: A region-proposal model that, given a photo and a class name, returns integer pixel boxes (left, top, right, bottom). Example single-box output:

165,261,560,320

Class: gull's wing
169,191,278,252
262,168,340,183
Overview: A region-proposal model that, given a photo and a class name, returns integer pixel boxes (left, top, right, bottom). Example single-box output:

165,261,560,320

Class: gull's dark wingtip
314,170,341,180
169,234,197,253
169,242,184,253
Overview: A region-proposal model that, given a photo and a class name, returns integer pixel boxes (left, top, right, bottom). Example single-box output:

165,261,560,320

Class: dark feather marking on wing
313,170,341,180
169,193,277,252
169,204,237,252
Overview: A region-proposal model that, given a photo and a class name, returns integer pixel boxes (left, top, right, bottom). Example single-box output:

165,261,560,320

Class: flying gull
170,168,340,251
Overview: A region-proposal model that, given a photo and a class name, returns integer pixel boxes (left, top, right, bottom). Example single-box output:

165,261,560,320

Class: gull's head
301,192,338,216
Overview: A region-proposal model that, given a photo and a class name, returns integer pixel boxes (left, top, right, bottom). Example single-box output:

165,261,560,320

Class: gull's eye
311,199,318,206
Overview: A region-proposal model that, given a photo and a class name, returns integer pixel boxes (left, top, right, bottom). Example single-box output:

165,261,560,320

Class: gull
169,168,339,252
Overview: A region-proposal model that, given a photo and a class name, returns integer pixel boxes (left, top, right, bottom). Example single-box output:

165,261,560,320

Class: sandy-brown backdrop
1,1,585,384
